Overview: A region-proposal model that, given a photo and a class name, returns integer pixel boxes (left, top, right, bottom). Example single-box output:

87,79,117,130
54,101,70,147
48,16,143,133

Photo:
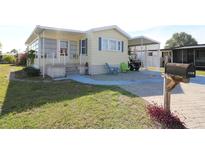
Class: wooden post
163,74,187,112
163,76,171,112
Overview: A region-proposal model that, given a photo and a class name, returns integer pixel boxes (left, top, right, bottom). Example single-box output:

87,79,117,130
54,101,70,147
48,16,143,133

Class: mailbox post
164,63,195,112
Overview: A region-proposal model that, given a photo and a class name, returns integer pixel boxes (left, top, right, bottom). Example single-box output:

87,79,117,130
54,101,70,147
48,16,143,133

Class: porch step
66,65,79,75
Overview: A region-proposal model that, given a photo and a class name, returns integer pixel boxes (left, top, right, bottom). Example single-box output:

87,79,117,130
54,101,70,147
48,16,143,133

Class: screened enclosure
172,45,205,69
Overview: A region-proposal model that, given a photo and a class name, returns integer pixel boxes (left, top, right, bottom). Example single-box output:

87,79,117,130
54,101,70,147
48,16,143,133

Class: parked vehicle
128,58,141,71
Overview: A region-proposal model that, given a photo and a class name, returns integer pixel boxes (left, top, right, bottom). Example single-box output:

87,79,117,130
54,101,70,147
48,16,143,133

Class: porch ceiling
128,36,160,47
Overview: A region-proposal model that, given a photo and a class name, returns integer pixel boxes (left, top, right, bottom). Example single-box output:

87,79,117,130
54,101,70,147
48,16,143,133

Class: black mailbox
165,63,195,78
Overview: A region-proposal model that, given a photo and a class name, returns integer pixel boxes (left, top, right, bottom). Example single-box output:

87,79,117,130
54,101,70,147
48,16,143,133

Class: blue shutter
79,40,81,54
85,38,88,55
121,41,124,52
98,37,102,51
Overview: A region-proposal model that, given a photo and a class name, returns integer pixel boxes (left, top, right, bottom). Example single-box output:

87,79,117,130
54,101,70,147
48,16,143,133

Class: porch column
145,45,147,68
52,53,55,65
140,38,145,68
193,49,196,66
57,40,60,63
42,30,45,78
171,51,173,63
38,35,41,67
158,44,161,70
64,53,65,65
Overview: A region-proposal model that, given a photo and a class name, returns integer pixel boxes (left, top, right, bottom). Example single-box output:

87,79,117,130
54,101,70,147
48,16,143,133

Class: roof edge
129,35,160,44
87,25,131,39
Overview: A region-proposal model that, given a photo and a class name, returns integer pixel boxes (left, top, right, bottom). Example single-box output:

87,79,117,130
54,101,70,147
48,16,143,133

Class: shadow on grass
1,78,135,116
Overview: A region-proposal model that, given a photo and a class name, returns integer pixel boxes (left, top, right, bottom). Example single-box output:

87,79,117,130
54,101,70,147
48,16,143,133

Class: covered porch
26,25,88,78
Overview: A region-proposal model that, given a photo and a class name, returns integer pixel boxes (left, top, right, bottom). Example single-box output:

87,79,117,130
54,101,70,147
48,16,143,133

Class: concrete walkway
60,71,205,128
54,74,162,85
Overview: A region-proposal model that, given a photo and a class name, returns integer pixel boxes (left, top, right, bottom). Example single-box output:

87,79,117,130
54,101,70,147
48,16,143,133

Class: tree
165,32,198,49
27,50,36,65
3,55,16,63
0,42,2,49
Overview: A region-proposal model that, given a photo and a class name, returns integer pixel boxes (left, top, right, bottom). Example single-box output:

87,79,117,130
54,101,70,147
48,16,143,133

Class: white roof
128,36,160,46
174,45,205,49
25,25,85,44
87,25,131,39
35,25,85,34
25,25,159,46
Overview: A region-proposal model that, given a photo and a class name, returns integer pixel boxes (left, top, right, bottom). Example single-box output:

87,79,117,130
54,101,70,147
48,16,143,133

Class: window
102,39,108,50
29,39,39,58
70,41,78,59
81,39,87,55
60,41,68,56
101,38,122,51
148,52,153,56
29,39,39,51
110,40,117,50
40,38,57,58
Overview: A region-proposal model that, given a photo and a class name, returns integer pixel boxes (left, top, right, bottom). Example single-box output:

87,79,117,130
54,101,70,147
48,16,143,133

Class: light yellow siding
89,29,128,66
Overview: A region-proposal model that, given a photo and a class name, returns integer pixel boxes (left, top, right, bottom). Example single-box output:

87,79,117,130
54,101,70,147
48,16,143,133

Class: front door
59,41,68,64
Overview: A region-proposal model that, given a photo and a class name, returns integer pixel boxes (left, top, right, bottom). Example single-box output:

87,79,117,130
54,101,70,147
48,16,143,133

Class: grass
148,67,205,76
196,70,205,76
0,64,155,128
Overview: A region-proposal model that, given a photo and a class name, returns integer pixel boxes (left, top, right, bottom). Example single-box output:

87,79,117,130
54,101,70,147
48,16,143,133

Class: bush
18,53,27,66
3,55,16,63
147,104,186,129
24,66,40,77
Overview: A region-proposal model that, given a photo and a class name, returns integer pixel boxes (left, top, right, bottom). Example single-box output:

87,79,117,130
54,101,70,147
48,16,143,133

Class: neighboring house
25,25,161,78
160,49,172,67
161,44,205,69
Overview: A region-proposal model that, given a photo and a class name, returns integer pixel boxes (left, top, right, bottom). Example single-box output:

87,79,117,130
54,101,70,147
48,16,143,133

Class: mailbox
165,63,195,78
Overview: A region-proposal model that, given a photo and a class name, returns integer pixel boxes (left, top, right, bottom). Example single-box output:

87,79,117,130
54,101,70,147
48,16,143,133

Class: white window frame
101,37,121,52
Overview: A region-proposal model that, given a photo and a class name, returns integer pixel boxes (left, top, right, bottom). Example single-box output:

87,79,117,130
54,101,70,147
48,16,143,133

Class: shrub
18,53,27,66
3,55,16,63
24,66,40,77
147,104,186,129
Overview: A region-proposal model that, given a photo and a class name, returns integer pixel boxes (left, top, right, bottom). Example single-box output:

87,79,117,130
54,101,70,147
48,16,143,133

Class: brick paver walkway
120,82,205,128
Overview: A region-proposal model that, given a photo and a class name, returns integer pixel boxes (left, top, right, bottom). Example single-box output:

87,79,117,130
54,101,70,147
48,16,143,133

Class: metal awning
128,36,160,47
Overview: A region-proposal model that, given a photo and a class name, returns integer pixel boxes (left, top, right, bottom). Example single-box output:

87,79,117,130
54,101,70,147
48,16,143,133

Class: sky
0,0,205,52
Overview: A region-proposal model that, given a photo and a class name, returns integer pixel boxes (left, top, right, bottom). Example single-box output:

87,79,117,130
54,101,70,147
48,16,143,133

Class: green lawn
0,64,155,128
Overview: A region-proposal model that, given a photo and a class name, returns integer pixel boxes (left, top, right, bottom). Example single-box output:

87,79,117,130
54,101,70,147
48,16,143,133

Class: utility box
165,63,196,78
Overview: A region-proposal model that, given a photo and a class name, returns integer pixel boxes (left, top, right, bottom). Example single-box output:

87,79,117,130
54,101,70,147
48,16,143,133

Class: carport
128,36,160,68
